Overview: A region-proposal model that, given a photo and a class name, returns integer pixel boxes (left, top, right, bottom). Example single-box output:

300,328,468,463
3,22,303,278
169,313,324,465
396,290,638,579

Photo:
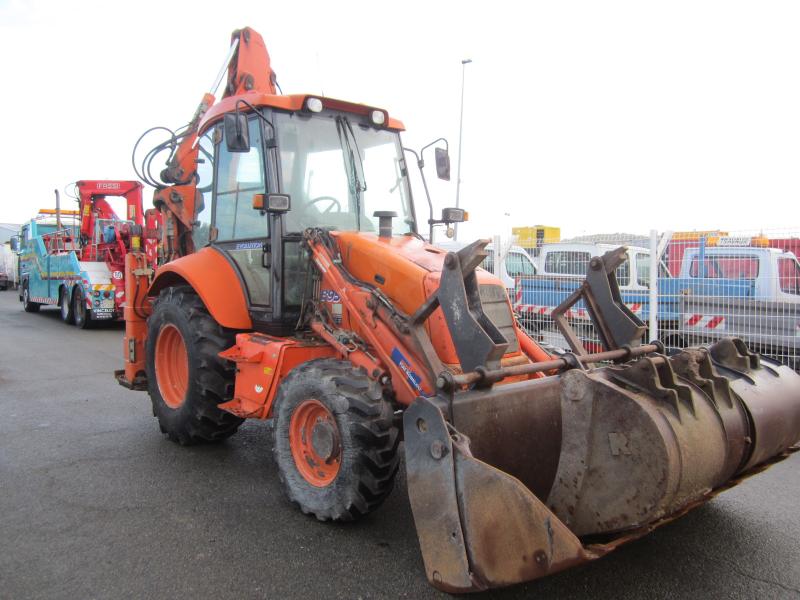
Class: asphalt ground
1,289,799,599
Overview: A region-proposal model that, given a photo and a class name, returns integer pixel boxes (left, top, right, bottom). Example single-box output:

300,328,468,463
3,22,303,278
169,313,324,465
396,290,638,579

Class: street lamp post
454,58,472,241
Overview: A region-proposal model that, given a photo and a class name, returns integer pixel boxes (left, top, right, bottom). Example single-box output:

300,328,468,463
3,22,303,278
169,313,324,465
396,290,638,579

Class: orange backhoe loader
116,27,800,592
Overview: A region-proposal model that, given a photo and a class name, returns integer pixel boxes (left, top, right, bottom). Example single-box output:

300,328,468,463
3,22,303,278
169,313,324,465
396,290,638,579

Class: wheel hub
311,419,340,461
289,399,342,487
154,323,189,409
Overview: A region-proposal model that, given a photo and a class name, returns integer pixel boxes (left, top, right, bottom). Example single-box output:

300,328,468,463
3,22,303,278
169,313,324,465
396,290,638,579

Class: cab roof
199,92,405,136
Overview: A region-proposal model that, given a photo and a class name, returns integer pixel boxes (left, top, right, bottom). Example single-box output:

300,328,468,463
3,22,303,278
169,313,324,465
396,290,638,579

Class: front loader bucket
404,339,800,593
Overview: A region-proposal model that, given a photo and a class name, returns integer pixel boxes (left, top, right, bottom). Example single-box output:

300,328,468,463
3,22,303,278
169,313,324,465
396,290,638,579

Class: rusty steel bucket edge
405,396,799,592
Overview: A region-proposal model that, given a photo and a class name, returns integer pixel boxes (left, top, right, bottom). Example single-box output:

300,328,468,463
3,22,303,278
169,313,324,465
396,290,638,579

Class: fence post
649,229,659,342
492,234,501,277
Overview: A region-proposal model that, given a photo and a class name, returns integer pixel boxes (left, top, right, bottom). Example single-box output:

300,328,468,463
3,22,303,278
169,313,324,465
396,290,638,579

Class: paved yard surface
1,290,799,599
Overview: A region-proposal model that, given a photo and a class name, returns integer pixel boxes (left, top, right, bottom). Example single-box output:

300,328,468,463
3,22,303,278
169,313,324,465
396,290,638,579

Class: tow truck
16,180,157,327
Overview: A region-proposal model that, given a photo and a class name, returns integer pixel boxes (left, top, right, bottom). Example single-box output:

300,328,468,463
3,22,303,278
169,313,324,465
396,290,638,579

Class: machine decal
320,289,340,302
390,347,423,393
235,241,262,250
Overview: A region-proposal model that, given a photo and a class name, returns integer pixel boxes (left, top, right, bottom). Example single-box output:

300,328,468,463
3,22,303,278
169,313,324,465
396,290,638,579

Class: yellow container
512,225,560,249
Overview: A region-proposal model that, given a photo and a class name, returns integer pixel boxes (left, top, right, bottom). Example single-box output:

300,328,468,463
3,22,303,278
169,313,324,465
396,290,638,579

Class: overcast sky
2,0,799,240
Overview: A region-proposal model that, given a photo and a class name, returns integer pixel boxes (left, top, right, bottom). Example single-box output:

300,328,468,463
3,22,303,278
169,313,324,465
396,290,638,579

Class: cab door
210,116,274,327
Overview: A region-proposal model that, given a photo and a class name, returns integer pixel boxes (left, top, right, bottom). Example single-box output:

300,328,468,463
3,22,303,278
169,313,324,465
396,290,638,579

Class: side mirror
252,193,291,213
441,207,467,223
9,236,19,252
224,113,250,153
435,147,451,181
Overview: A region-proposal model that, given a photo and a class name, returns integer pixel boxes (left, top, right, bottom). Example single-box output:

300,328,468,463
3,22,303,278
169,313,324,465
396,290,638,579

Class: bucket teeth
669,348,736,411
607,355,696,419
709,337,761,371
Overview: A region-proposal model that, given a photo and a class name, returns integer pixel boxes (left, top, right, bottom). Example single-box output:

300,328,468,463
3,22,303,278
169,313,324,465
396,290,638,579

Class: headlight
370,110,386,126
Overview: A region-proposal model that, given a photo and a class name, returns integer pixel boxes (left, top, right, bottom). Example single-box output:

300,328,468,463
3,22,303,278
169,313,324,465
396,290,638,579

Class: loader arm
303,232,552,407
303,228,437,405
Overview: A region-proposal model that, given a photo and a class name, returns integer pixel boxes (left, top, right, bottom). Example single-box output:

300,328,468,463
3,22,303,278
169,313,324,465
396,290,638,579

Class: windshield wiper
335,116,367,224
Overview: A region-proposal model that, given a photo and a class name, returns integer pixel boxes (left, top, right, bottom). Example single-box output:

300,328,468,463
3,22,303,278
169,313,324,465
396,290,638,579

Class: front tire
22,282,40,313
273,359,400,521
145,286,243,445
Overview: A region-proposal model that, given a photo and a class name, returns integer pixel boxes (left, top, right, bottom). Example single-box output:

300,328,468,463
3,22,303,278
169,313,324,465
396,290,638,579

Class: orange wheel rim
289,399,341,487
155,324,189,409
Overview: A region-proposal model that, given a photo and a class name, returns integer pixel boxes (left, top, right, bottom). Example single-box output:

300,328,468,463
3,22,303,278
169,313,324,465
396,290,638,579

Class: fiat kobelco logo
98,182,121,190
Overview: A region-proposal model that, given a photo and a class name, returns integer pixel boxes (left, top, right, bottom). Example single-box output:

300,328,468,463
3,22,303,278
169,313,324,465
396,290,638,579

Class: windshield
275,112,414,234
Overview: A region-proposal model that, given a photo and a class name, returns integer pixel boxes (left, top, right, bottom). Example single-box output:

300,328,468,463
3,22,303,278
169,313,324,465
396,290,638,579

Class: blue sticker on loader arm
391,347,424,393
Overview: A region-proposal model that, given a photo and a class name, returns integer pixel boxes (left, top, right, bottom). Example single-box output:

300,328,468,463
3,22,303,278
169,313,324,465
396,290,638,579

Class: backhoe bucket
404,339,800,593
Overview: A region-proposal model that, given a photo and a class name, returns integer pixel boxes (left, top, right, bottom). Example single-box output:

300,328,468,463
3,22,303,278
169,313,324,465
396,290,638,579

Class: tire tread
273,358,400,522
146,286,242,445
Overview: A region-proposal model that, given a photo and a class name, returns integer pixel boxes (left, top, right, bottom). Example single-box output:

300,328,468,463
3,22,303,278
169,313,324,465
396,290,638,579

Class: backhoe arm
151,27,277,262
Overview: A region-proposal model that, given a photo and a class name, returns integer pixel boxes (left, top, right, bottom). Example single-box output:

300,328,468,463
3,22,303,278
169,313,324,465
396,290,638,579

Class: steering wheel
307,195,342,214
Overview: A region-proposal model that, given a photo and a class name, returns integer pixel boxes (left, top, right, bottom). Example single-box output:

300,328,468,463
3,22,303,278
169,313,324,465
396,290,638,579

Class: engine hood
331,231,504,311
331,232,519,366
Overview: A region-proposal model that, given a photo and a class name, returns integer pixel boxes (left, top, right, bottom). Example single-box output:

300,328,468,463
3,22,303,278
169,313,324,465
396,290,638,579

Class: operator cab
193,98,418,335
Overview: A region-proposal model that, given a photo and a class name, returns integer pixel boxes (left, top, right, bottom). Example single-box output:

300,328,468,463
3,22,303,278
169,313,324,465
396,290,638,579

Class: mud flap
404,398,600,593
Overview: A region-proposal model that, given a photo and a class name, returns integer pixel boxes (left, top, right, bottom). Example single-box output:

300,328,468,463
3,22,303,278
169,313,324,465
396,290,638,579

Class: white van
535,242,668,291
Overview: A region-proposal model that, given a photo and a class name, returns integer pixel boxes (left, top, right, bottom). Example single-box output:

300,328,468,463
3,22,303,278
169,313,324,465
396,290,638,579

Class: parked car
667,246,800,365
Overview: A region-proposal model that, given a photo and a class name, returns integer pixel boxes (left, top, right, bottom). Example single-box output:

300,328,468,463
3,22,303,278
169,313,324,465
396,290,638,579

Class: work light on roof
370,110,386,126
306,97,323,113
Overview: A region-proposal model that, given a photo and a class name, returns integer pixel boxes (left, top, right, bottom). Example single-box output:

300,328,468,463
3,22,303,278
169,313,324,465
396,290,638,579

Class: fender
148,247,252,330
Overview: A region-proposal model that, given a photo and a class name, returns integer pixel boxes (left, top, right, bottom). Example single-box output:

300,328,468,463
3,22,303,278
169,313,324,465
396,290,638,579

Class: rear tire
22,282,40,313
60,287,74,324
72,287,92,329
145,286,243,445
273,359,400,521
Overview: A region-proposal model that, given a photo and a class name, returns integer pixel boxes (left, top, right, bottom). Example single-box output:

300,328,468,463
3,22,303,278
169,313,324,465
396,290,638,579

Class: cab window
193,130,215,248
214,118,268,241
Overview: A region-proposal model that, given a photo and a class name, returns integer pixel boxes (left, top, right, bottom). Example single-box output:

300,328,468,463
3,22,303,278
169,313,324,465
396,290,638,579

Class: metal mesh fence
497,229,800,371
